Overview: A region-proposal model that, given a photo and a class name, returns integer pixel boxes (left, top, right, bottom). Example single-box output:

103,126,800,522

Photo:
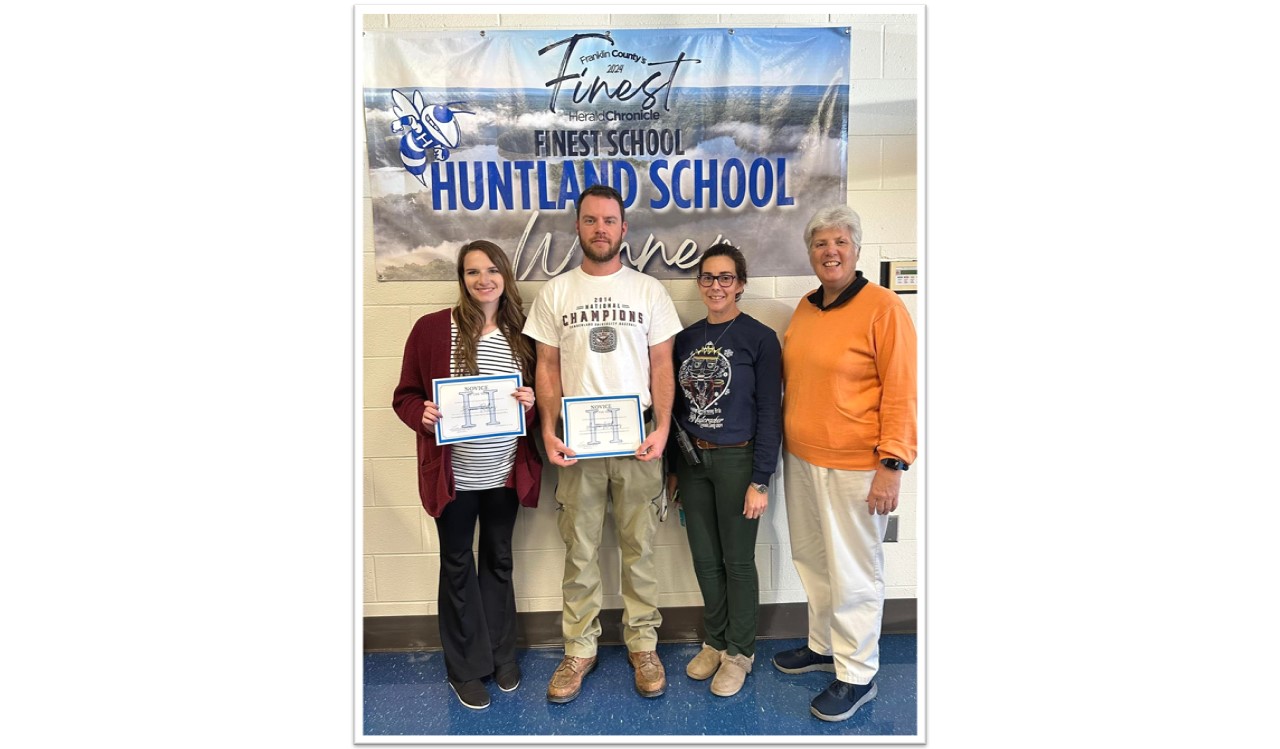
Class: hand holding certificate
561,394,647,459
431,373,528,445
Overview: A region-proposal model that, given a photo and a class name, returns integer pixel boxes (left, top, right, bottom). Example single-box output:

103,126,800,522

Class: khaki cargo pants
556,451,665,656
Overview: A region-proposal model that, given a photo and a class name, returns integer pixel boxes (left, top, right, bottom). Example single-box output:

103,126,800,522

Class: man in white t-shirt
524,184,683,704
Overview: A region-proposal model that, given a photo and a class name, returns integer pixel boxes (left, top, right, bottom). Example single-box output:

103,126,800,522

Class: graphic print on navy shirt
679,341,733,430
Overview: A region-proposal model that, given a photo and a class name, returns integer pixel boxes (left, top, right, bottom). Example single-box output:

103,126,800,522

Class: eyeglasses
697,273,738,287
653,492,669,522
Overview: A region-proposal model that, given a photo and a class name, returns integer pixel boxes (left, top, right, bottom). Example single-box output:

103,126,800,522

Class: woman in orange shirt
772,205,917,722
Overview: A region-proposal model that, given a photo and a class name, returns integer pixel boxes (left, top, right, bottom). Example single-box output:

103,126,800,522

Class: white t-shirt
523,265,682,408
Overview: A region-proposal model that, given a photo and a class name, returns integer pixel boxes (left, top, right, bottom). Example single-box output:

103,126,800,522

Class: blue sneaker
772,645,836,674
810,679,877,722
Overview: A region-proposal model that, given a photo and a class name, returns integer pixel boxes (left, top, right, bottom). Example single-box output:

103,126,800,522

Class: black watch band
880,458,909,472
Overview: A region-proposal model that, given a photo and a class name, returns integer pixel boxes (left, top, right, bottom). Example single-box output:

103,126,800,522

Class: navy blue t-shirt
670,312,782,485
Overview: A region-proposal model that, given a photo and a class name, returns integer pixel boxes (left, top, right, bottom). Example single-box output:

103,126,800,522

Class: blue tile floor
364,635,916,737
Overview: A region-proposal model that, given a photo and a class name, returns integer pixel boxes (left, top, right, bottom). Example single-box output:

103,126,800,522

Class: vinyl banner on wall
362,27,850,281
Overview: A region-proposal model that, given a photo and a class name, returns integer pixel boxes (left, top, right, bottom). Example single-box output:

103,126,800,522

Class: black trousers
434,486,520,682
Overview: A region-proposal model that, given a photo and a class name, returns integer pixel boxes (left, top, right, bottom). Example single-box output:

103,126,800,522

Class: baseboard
364,599,916,652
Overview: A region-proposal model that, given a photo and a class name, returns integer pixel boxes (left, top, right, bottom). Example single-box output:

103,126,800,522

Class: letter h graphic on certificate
458,387,500,429
586,404,623,445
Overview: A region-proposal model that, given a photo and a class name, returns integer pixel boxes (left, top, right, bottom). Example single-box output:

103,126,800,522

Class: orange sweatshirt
782,280,917,470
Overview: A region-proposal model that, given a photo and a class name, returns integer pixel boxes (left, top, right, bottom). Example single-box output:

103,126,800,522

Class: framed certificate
431,373,526,445
561,394,646,459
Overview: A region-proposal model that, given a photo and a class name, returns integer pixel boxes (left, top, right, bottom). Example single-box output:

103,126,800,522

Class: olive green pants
676,444,760,657
556,452,665,656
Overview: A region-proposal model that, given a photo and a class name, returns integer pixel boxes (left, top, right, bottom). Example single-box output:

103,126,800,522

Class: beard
579,232,622,264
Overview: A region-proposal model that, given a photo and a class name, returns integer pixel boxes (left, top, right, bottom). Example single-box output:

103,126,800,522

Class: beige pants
783,451,889,685
556,452,664,656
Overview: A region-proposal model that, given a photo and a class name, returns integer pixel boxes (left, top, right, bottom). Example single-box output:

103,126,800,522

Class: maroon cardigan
391,308,542,518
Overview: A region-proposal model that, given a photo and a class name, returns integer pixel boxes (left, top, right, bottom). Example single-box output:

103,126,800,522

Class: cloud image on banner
362,27,850,281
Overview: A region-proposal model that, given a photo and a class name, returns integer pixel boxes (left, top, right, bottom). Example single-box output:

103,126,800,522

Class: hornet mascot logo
389,89,473,185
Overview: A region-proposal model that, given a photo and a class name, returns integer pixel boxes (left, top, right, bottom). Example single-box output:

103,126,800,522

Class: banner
362,27,849,281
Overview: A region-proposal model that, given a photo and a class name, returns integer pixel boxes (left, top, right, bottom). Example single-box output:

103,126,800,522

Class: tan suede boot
686,644,725,681
710,652,754,697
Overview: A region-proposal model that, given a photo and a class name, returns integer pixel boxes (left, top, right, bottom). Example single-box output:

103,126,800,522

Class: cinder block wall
361,11,920,618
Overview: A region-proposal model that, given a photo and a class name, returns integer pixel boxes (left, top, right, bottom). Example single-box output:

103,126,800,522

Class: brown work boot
628,650,667,698
546,655,597,703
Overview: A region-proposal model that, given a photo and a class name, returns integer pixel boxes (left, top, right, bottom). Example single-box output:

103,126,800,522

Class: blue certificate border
432,373,526,446
561,394,646,459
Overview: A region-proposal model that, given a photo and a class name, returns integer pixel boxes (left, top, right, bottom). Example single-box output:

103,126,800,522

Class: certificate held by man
561,394,647,459
431,373,527,445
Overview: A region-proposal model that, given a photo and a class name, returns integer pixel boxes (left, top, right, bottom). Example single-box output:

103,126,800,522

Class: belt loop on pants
693,438,752,450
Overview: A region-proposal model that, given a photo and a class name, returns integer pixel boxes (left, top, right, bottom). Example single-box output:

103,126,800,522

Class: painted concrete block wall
361,11,920,618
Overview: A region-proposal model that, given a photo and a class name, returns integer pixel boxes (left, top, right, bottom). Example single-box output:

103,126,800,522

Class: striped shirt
450,321,519,491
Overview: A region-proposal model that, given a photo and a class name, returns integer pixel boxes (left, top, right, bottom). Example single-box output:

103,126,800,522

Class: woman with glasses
392,240,542,711
667,243,782,697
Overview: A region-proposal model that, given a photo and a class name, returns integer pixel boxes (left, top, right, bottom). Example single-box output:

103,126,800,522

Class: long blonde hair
452,240,535,380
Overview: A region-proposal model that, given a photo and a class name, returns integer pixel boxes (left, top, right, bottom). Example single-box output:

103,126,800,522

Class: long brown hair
452,240,535,381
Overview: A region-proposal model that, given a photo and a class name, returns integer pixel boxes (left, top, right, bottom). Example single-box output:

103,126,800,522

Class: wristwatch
750,482,769,494
880,458,909,472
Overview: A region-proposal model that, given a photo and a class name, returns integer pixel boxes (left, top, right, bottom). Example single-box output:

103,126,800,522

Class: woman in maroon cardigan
392,240,542,710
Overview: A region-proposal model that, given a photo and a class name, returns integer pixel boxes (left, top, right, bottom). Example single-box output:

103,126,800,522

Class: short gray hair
803,204,862,249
